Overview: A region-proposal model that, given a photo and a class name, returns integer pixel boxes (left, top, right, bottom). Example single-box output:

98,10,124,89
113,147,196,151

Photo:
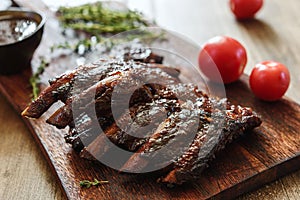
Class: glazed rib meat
22,58,178,119
22,57,262,185
62,66,180,152
120,86,262,179
67,83,197,155
158,99,261,185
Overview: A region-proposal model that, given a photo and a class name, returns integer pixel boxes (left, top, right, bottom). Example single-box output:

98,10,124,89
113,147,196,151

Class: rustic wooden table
0,0,299,199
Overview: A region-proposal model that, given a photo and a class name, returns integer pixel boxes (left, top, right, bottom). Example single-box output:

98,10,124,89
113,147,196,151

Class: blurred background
29,0,299,102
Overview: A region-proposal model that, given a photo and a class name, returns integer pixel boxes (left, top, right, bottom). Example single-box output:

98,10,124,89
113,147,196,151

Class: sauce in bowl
0,18,38,45
0,8,45,74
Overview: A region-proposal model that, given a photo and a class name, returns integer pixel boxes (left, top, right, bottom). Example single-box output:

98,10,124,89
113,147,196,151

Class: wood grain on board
1,0,300,199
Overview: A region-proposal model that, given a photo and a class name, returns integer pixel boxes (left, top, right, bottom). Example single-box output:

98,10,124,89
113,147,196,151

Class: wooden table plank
0,94,65,200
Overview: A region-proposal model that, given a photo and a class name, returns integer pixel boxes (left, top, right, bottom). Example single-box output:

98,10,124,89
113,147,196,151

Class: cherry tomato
198,36,247,84
230,0,263,20
250,61,290,101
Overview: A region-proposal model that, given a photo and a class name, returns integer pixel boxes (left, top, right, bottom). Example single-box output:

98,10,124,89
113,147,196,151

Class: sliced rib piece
158,102,262,185
46,72,125,129
80,97,181,161
78,83,199,160
121,86,261,179
62,67,181,153
120,102,199,173
120,86,209,172
22,60,112,118
46,66,179,129
22,59,180,119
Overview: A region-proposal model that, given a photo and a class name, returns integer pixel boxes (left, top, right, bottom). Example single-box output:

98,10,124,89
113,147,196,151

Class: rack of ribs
22,56,261,185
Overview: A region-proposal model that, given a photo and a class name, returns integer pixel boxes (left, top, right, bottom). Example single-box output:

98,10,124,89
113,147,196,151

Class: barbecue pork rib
158,99,261,185
22,58,262,186
62,66,181,152
67,83,198,156
22,59,179,119
117,85,261,180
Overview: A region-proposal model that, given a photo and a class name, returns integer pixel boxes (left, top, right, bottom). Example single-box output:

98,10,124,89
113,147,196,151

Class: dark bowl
0,8,46,75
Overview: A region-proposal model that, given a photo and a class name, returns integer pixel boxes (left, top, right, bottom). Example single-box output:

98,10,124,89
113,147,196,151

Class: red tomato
230,0,263,20
250,61,290,101
198,36,247,84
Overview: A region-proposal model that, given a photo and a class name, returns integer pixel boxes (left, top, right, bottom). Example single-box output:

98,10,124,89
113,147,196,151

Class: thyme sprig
29,57,49,100
79,179,109,188
57,2,149,35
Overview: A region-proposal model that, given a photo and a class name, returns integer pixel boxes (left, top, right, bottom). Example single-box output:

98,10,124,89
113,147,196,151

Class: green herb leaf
29,57,49,100
79,179,109,188
57,2,149,35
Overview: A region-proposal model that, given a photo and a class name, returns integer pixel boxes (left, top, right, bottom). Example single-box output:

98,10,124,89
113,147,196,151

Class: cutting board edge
211,154,300,199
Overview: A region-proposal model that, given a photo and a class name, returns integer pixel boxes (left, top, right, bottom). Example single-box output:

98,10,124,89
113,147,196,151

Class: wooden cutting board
1,1,300,199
